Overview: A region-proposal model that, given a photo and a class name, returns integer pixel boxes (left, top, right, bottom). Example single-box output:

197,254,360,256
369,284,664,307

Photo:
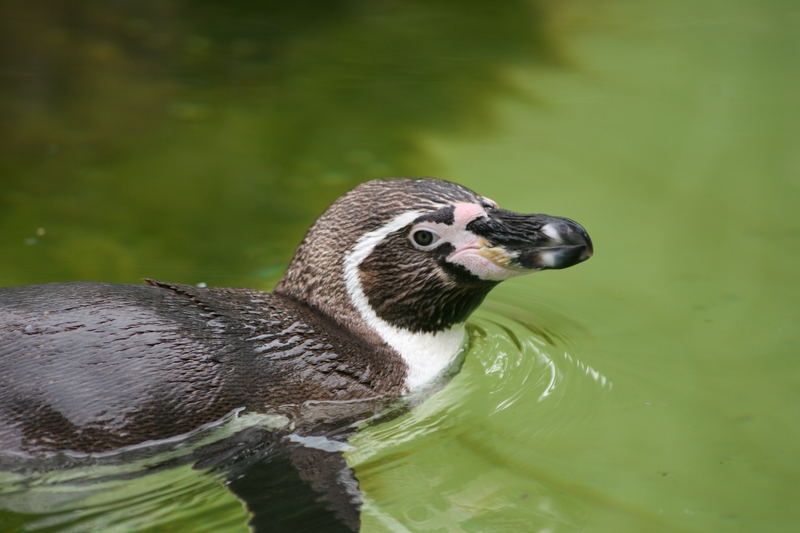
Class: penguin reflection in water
0,178,592,531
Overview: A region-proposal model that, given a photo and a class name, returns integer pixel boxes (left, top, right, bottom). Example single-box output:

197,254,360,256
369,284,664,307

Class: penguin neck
275,212,466,391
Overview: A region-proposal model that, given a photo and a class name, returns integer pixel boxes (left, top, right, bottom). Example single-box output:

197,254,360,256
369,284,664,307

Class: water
1,0,798,531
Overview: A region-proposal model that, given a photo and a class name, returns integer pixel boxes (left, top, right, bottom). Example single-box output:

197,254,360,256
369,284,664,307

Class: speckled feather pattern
0,281,404,453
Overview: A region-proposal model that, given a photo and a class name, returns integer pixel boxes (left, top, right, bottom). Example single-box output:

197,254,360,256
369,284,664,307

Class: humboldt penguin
0,178,592,454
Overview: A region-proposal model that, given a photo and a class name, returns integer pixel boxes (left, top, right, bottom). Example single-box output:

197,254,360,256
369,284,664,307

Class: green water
1,1,798,532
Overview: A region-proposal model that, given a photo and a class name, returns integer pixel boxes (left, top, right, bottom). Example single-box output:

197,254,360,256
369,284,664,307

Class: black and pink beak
467,209,593,271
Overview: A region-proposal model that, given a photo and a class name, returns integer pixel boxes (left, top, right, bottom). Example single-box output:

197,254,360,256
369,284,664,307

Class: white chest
380,324,466,390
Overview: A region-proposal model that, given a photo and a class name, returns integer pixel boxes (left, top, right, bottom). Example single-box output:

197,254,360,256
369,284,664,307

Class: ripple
472,308,612,411
355,303,615,531
351,303,612,465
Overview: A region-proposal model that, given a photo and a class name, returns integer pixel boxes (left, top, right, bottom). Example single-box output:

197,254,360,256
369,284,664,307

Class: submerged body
0,178,592,456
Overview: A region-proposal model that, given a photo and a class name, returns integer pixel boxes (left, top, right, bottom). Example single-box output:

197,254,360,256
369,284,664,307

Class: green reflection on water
2,0,799,532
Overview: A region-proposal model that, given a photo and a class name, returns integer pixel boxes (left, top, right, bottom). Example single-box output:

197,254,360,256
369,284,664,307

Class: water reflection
0,465,245,532
0,411,359,532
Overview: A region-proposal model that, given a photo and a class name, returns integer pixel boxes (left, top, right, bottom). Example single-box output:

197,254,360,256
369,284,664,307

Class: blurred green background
1,0,798,532
0,0,555,287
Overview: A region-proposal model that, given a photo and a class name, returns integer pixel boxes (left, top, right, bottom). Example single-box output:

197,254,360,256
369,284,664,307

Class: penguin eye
410,229,439,249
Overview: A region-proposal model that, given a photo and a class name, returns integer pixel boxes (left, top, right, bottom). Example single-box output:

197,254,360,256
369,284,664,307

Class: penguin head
276,178,591,335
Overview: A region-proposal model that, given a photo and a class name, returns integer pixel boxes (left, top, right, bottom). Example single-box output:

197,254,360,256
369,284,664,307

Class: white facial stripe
343,211,465,391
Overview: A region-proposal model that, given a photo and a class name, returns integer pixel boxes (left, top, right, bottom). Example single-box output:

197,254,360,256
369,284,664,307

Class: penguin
0,178,592,455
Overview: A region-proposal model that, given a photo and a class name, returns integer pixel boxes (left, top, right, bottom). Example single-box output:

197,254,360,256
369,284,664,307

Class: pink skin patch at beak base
410,201,527,282
448,202,527,281
452,202,487,226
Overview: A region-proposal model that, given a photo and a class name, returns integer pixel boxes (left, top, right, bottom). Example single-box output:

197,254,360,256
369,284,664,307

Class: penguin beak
466,209,593,271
